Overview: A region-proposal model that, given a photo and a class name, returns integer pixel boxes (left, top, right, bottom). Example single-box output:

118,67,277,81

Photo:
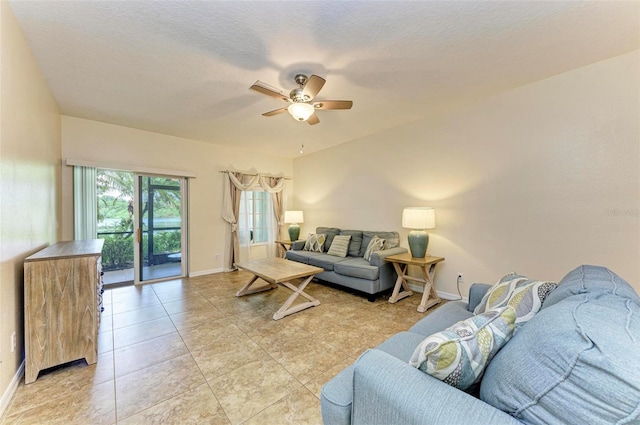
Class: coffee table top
234,258,323,284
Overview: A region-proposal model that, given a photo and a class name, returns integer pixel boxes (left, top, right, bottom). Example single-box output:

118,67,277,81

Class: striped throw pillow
327,235,351,257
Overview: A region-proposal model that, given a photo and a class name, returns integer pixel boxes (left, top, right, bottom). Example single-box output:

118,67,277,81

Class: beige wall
293,51,640,296
0,2,61,406
61,116,293,275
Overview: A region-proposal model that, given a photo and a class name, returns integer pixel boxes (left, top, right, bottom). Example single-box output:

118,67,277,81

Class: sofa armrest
291,240,306,250
352,349,522,425
467,283,492,312
368,247,408,267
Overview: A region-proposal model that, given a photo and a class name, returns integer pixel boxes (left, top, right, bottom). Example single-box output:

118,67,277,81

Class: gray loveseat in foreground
321,265,640,425
285,227,407,301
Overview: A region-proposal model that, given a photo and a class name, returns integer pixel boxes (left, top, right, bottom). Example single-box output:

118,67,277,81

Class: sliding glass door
134,174,188,284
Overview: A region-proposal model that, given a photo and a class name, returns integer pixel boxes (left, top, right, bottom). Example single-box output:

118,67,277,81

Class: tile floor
1,271,440,424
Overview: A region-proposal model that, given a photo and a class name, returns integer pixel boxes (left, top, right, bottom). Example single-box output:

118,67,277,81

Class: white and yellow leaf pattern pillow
409,306,516,390
474,273,557,325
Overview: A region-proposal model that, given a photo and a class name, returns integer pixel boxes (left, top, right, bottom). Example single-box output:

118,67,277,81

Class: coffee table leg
273,275,320,320
236,274,277,297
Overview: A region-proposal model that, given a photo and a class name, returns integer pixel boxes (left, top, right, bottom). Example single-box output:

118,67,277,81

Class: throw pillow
474,273,557,325
409,306,516,390
303,233,326,252
363,236,385,261
327,235,351,257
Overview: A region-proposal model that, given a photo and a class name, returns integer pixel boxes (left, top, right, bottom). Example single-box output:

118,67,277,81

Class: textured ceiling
9,1,640,158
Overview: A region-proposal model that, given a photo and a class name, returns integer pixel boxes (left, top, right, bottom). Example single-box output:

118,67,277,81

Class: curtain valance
221,171,286,270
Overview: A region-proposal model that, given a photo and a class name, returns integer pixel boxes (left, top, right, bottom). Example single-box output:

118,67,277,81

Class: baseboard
189,268,223,277
407,283,467,303
0,360,24,417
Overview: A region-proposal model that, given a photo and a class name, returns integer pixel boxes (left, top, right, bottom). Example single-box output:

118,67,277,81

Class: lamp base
288,224,300,241
407,230,429,258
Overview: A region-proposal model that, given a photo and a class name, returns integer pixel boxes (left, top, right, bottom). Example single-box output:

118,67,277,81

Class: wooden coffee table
234,258,323,320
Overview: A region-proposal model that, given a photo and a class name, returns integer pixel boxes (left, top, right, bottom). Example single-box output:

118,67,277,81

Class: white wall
293,51,640,295
0,2,61,410
61,116,293,275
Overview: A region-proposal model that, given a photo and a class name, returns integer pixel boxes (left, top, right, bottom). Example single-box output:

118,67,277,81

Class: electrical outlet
11,332,16,353
215,253,220,260
457,273,464,283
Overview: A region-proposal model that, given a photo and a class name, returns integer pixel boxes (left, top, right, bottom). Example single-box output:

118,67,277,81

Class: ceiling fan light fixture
287,102,315,121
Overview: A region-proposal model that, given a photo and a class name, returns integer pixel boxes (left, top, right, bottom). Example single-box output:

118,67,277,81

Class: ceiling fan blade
313,100,353,110
307,113,320,125
262,107,289,117
250,81,290,102
302,75,326,100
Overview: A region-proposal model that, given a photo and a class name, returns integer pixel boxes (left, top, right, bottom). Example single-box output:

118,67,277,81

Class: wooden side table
385,253,445,313
275,240,300,258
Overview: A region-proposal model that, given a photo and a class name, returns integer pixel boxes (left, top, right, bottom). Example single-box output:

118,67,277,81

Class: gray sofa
321,265,640,425
285,227,408,301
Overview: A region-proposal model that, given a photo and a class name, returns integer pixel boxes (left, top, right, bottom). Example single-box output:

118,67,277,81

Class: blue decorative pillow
409,306,516,390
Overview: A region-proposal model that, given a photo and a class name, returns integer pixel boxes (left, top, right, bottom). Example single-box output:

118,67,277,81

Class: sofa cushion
480,266,640,425
360,231,400,256
303,233,325,252
410,306,516,390
363,236,385,261
307,253,348,271
316,227,341,253
327,235,351,258
474,273,556,325
285,249,311,264
333,258,380,281
339,230,363,257
543,264,640,308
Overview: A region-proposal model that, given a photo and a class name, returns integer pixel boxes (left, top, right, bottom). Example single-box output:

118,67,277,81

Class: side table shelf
385,253,445,313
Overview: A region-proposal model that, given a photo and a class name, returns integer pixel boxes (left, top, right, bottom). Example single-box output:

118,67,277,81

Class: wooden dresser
24,239,104,384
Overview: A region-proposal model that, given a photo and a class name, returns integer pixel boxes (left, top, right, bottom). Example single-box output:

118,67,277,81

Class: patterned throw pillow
409,306,516,390
363,236,385,261
473,273,557,325
327,235,351,257
303,233,326,252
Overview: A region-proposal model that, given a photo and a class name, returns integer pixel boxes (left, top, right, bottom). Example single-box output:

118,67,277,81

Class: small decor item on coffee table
284,210,304,241
386,252,445,313
234,258,323,320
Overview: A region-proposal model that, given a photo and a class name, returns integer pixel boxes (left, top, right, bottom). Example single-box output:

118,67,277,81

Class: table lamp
284,210,304,241
402,207,436,258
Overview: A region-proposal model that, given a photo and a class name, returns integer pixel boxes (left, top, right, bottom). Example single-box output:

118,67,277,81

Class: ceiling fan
249,74,353,125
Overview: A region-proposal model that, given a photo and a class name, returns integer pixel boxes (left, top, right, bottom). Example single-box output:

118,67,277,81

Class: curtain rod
219,170,292,180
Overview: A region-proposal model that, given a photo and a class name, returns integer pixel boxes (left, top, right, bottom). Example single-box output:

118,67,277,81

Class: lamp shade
287,103,315,121
284,210,304,224
402,207,435,230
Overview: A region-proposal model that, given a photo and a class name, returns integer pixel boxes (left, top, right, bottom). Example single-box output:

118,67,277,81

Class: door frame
133,173,189,285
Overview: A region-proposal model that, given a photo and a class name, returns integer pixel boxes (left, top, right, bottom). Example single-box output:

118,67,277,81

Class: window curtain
221,171,285,270
237,191,252,261
262,176,285,258
73,166,97,240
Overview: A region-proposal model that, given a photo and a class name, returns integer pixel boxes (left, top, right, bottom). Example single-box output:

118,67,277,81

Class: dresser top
25,239,104,261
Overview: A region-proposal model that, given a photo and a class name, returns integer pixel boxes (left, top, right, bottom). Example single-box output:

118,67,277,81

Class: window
240,191,269,244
